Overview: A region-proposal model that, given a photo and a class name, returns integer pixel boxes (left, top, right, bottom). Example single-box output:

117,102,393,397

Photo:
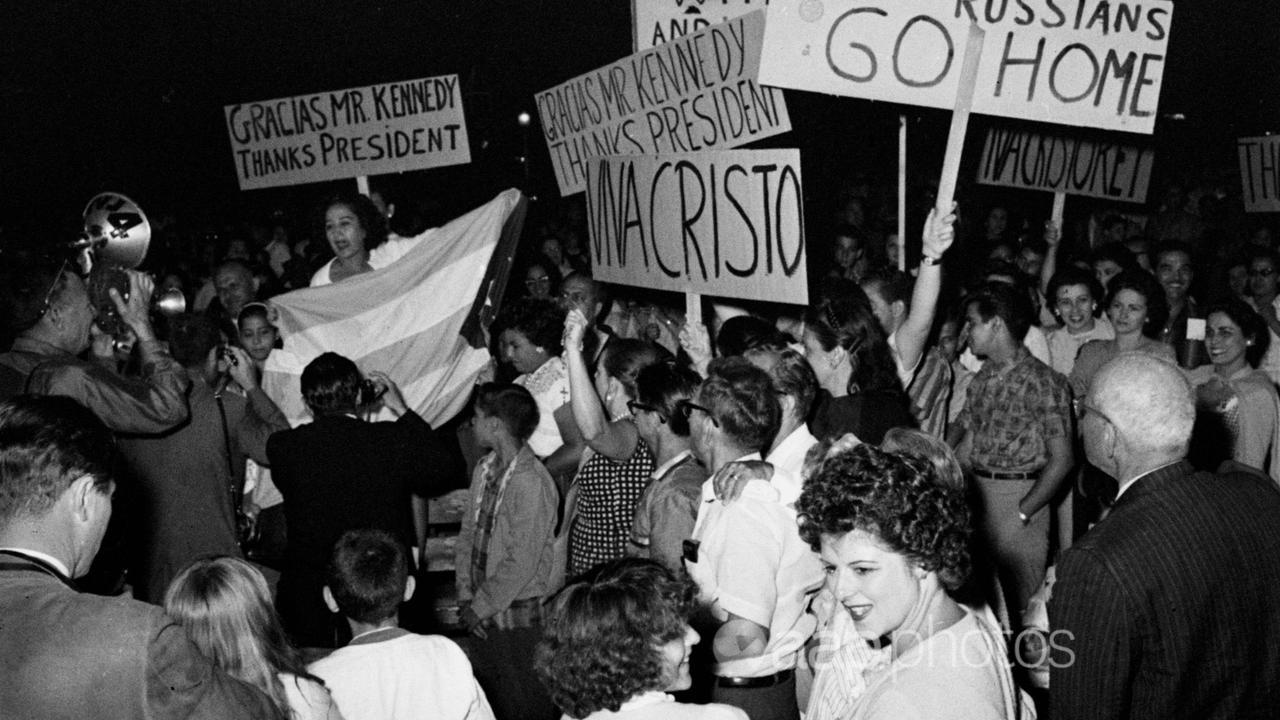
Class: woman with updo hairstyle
536,558,747,720
801,293,913,443
1069,269,1174,399
165,557,344,720
310,191,390,286
493,298,585,482
563,305,668,576
796,444,1025,720
625,360,706,573
1187,298,1280,482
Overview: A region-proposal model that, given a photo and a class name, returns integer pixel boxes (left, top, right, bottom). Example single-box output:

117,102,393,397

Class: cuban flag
262,189,526,427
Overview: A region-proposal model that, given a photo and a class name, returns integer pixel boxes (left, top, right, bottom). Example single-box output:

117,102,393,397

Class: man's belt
715,668,794,689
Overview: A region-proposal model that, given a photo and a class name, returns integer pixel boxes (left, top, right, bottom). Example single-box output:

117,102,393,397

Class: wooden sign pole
935,25,986,217
898,114,907,272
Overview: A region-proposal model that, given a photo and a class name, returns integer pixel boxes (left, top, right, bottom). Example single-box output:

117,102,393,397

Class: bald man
1050,353,1280,718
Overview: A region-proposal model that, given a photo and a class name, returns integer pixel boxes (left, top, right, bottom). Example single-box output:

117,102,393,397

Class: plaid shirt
959,347,1072,473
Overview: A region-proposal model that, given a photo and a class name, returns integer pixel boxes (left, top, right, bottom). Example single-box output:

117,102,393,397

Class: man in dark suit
0,395,282,719
267,352,448,648
1051,353,1280,718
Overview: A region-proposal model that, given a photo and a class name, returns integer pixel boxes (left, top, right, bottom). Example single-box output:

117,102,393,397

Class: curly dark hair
536,559,697,719
803,292,904,396
493,297,564,358
1104,269,1168,339
796,444,972,591
316,191,389,251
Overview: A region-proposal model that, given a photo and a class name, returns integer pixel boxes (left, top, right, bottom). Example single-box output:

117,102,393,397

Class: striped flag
262,189,524,427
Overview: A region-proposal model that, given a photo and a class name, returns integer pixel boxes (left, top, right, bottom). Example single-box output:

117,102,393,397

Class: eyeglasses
626,400,658,416
1077,399,1115,426
1250,267,1276,277
675,400,718,427
525,276,551,287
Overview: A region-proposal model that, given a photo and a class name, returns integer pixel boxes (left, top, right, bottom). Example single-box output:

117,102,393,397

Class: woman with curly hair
536,558,747,720
494,298,586,482
796,444,1027,720
310,192,391,286
165,557,344,720
801,292,914,444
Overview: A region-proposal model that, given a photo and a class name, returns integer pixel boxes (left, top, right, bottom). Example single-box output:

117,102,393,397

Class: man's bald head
214,260,258,318
1090,353,1194,461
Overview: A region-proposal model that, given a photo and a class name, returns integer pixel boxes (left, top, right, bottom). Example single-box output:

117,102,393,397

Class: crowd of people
2,172,1280,720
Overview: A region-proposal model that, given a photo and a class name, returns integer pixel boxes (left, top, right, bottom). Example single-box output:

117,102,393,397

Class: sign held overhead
977,127,1153,203
632,0,766,50
225,74,470,190
536,10,791,196
585,148,806,305
759,0,1172,134
1239,136,1280,213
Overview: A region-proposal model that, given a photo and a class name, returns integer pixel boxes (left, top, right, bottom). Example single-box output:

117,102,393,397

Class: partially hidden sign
1238,136,1280,213
632,0,765,50
537,10,791,196
225,75,470,190
977,127,1153,203
760,0,1172,134
585,148,807,305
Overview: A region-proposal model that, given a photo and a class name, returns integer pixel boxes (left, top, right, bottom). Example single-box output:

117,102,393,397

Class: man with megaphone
0,260,189,433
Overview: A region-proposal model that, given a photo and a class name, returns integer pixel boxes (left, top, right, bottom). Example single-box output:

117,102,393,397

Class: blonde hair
164,556,317,716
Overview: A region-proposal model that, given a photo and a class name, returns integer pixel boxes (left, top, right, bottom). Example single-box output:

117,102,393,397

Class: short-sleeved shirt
685,454,824,678
959,347,1072,474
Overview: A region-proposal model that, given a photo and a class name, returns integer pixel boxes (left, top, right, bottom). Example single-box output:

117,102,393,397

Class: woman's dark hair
1104,269,1168,339
316,192,389,251
301,352,362,416
602,339,670,399
1091,243,1138,275
714,315,788,358
635,361,702,436
1206,299,1270,368
796,444,971,591
166,314,222,367
536,559,697,719
474,382,540,442
803,291,904,396
493,297,564,358
522,254,563,298
1046,266,1105,319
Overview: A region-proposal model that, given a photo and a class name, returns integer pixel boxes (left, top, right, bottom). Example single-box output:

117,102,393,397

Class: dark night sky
3,1,1278,235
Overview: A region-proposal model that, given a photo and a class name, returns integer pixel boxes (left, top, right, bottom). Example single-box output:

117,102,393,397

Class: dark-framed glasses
675,399,718,427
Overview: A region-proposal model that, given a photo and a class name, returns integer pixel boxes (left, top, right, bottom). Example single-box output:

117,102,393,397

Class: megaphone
76,192,186,337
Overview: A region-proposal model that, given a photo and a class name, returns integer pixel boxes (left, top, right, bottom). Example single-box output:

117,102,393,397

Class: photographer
0,259,189,432
266,351,449,648
118,314,289,603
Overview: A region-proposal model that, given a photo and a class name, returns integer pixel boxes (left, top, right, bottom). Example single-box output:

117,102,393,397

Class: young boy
309,529,495,720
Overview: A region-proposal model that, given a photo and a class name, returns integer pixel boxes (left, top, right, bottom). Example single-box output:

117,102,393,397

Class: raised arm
895,204,957,373
1040,219,1062,297
562,309,637,460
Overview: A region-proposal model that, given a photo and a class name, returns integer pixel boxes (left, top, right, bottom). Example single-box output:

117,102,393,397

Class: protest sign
224,75,470,190
632,0,764,50
585,148,806,304
759,0,1172,134
1239,136,1280,213
978,127,1153,202
536,10,791,196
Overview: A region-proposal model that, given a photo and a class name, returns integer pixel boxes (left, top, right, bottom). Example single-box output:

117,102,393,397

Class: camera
358,378,386,405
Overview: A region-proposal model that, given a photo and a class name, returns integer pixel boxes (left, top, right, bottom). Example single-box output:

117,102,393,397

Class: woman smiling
796,445,1027,720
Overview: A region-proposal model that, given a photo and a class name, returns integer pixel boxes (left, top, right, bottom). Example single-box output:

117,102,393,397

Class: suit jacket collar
0,549,78,591
1111,460,1195,511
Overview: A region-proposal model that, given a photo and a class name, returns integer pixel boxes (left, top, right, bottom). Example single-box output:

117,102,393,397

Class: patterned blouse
568,437,655,576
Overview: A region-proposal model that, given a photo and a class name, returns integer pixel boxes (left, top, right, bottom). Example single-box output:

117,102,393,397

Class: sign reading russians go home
585,148,807,304
536,10,791,196
760,0,1172,134
225,75,470,190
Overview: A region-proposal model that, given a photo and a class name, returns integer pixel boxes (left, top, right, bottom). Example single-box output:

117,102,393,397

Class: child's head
236,302,280,363
324,528,414,625
472,382,539,450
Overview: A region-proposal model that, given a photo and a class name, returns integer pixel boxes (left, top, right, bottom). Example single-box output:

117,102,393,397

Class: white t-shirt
309,630,494,720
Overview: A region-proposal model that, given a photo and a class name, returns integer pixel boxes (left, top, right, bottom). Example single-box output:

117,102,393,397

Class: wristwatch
921,255,942,267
